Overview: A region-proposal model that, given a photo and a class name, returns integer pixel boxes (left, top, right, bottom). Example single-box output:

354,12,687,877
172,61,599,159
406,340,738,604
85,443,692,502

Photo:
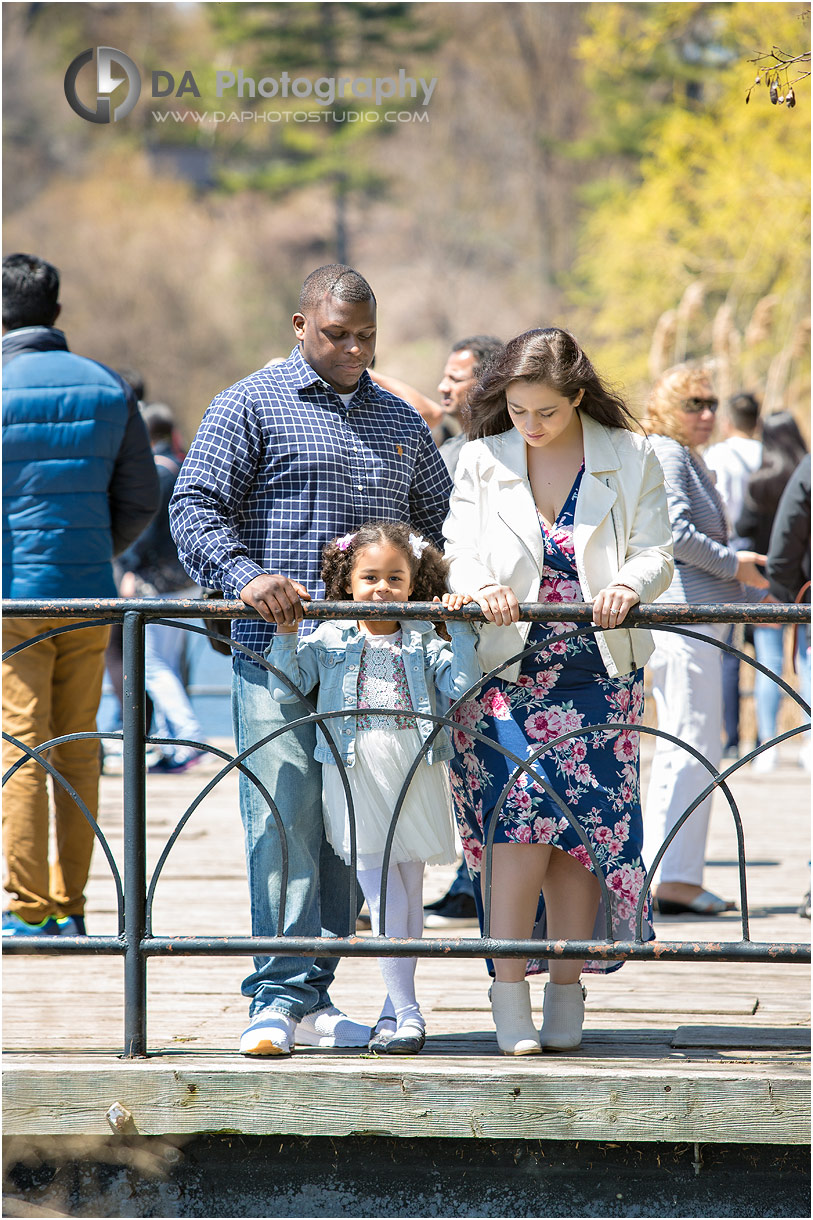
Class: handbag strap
791,581,811,673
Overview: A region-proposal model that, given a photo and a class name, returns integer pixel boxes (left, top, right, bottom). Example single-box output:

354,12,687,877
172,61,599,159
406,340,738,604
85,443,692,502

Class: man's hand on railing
239,574,311,627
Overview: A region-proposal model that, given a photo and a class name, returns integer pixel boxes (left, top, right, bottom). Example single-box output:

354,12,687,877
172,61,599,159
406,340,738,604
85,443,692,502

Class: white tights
357,861,425,1031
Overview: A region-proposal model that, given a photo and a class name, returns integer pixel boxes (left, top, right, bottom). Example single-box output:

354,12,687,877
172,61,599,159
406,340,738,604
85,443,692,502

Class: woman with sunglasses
642,365,769,916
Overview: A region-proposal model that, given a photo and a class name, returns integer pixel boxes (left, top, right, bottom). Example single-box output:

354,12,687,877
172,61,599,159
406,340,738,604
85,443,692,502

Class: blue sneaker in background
56,915,87,936
2,910,60,937
148,749,205,775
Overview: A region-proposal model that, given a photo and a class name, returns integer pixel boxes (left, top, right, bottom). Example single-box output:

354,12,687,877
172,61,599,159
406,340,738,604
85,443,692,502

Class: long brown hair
744,411,808,519
466,327,637,439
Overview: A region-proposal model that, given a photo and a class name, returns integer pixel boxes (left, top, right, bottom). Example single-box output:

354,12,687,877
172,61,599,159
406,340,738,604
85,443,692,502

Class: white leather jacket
443,413,674,681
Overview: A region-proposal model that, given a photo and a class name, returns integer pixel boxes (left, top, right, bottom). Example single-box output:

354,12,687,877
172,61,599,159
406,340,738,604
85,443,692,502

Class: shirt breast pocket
364,439,414,500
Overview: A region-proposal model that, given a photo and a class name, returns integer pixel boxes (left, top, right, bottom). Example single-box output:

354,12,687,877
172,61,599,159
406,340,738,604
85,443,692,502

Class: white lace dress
321,629,457,870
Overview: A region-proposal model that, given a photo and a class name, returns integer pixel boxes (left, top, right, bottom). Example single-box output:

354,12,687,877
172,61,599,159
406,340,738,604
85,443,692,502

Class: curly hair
466,326,637,440
642,363,714,447
321,521,449,602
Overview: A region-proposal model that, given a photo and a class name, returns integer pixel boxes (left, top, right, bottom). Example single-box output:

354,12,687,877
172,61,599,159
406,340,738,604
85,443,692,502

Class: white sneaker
294,1005,371,1047
751,750,776,774
239,1010,296,1056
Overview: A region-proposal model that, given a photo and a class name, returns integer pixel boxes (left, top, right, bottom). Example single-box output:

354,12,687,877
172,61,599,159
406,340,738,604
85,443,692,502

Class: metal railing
2,598,810,1057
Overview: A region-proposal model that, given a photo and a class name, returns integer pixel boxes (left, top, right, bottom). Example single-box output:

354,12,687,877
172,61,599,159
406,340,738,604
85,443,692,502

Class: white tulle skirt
321,727,457,870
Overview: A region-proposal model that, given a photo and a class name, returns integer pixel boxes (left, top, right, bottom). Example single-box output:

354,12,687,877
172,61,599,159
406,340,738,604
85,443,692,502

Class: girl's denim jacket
266,618,481,768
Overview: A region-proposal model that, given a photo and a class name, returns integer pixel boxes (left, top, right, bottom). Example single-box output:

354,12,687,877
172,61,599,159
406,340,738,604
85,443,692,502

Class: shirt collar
338,617,433,638
285,344,374,405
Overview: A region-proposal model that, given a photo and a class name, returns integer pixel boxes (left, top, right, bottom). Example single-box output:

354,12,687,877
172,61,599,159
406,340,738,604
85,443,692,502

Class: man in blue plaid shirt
170,265,452,1056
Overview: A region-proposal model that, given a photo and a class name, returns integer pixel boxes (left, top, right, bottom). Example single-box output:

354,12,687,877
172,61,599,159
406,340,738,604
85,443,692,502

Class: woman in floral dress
443,327,674,1055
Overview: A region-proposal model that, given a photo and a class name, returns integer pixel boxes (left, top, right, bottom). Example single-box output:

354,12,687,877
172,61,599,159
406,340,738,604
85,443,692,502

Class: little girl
267,520,481,1055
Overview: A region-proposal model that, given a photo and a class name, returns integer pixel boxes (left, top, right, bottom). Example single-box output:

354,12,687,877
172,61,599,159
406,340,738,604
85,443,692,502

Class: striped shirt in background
169,346,453,664
649,433,749,605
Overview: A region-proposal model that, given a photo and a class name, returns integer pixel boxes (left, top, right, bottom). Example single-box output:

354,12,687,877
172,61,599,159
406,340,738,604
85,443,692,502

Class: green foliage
575,2,736,162
199,1,439,201
570,2,810,406
211,2,440,67
5,2,808,420
4,2,441,253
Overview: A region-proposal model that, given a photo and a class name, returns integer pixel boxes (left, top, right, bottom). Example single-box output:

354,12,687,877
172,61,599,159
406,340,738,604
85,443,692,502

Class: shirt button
357,484,364,491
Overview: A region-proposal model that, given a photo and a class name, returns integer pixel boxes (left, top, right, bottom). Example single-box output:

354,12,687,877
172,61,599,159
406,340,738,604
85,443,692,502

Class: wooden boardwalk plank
3,738,809,1143
3,1055,807,1143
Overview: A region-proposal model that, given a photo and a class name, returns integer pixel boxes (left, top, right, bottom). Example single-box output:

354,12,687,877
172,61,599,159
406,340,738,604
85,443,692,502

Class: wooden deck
3,737,810,1143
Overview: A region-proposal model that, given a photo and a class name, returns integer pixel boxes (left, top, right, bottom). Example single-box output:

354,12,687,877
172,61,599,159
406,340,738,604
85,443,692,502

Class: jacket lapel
481,418,626,577
487,431,545,573
573,414,620,559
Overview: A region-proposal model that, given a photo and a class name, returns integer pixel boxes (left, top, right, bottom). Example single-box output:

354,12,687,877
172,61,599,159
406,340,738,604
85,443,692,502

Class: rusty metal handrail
4,597,810,623
2,598,810,1058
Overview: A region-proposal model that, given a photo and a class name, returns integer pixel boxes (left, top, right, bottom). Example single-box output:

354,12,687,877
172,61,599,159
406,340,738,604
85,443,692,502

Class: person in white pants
645,623,728,896
642,366,769,916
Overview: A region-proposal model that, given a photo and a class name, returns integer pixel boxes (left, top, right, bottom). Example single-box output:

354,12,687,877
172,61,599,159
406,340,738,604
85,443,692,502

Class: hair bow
408,532,429,559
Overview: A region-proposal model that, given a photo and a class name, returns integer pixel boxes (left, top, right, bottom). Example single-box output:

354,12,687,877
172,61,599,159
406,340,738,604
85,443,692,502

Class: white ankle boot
490,980,541,1055
539,981,586,1050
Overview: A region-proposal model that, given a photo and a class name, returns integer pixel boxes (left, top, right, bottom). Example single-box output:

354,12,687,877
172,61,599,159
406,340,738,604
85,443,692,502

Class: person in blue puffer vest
2,252,159,938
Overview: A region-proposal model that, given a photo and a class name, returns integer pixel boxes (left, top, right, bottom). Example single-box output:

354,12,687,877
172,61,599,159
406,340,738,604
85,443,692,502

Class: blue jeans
797,626,811,713
232,655,359,1020
753,625,786,745
144,602,204,760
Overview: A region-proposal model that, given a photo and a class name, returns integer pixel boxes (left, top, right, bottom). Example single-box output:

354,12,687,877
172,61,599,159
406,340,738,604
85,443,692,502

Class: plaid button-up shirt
170,346,453,662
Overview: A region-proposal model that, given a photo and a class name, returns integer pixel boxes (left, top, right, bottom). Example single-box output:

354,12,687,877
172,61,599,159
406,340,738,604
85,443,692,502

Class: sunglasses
683,397,719,414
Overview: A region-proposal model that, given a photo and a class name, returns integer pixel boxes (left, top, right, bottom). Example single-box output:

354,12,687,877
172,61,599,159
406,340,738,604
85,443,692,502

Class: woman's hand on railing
736,552,769,590
591,584,640,629
239,574,311,627
473,584,520,627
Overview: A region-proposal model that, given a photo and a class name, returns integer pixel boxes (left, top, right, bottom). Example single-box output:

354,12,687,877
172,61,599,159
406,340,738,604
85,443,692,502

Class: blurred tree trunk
319,1,347,264
503,2,585,312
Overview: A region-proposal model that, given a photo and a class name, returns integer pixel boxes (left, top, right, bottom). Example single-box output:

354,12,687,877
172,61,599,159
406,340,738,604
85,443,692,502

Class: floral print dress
449,467,654,974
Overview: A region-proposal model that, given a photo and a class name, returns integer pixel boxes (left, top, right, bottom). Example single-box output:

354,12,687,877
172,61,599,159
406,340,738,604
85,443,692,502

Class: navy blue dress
449,468,654,973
